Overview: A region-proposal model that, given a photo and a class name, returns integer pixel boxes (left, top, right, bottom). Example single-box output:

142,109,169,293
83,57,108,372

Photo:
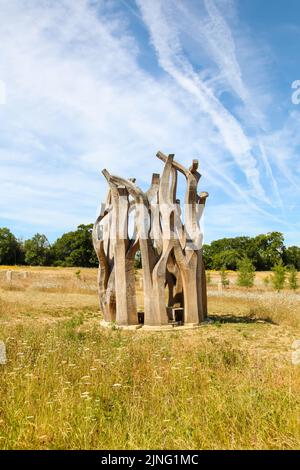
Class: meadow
0,266,300,449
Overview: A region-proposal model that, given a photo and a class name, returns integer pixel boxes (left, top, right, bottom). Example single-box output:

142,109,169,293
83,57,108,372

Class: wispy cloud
136,0,274,202
0,0,217,234
0,0,298,244
261,111,300,192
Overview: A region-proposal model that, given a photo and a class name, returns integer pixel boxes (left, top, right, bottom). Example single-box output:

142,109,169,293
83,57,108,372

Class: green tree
288,266,298,291
206,236,252,269
219,266,229,288
0,227,19,265
212,249,241,270
237,257,255,288
24,233,50,266
284,246,300,270
15,239,25,265
253,232,284,270
203,233,285,271
203,244,213,269
271,260,286,292
51,224,98,267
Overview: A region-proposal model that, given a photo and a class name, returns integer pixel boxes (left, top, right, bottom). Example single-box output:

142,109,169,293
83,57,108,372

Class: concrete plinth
100,320,142,330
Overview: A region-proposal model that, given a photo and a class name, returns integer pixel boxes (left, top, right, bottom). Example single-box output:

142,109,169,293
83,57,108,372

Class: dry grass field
1,266,300,449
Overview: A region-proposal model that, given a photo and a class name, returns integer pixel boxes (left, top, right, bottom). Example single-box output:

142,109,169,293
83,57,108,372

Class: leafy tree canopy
203,232,288,271
212,249,241,270
283,246,300,270
0,227,19,265
24,233,50,266
0,226,299,271
51,224,98,267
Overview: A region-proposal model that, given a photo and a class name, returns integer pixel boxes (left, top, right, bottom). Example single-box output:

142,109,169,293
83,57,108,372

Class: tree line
203,231,300,271
0,226,299,270
0,224,98,267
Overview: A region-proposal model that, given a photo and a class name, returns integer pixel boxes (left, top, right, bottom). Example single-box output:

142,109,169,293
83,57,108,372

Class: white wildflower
0,342,6,365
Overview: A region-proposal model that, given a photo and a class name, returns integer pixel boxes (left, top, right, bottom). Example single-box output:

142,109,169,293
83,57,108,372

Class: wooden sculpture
93,151,208,329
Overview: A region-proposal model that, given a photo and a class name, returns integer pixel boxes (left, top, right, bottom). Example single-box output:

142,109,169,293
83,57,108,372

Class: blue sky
0,0,299,245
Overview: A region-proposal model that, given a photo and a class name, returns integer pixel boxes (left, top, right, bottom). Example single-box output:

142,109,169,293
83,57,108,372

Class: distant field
1,267,300,449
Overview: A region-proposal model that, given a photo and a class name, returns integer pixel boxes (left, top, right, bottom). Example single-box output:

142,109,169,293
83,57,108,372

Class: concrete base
142,323,200,332
99,319,213,332
100,320,142,330
141,319,213,331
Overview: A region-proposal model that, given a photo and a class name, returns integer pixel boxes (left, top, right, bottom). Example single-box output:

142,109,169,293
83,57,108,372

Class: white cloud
0,0,298,244
262,111,300,192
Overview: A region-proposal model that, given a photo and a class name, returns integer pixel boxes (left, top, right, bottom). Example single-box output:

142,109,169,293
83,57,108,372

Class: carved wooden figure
93,151,208,329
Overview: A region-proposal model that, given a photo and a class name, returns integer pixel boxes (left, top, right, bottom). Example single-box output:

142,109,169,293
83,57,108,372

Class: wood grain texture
93,151,208,326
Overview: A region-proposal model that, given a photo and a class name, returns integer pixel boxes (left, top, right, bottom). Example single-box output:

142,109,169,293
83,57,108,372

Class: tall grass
1,316,300,449
1,268,300,449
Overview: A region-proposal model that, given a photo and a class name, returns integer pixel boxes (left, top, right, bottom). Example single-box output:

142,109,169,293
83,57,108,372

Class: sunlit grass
0,267,300,449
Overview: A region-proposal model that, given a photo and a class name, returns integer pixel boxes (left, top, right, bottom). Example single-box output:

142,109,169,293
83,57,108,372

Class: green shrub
271,260,286,292
288,266,298,291
219,267,229,288
237,257,255,288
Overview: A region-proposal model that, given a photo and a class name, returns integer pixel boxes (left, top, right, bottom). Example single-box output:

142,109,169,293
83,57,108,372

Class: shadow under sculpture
93,151,209,329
